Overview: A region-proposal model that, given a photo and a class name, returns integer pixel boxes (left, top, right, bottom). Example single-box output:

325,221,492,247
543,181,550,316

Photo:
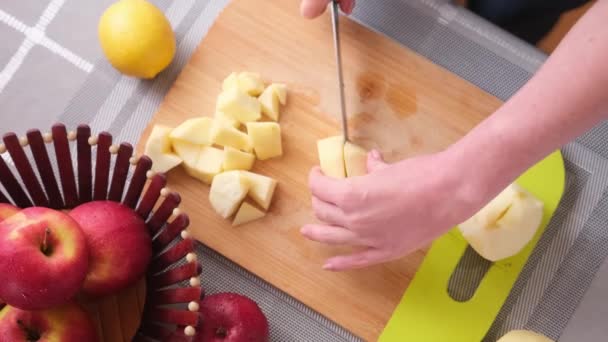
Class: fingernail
300,226,310,235
323,262,334,271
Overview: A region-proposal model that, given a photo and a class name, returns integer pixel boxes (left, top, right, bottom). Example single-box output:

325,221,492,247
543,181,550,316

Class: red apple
0,204,19,308
196,293,269,342
0,203,19,221
69,201,152,297
0,207,89,310
0,301,98,341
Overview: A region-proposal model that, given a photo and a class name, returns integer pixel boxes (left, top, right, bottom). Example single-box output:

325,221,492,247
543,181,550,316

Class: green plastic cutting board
379,150,565,342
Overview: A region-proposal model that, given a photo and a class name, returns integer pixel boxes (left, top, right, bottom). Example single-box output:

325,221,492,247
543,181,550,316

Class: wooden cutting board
138,0,502,340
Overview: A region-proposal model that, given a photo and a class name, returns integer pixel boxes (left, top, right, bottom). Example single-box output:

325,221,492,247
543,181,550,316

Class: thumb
367,150,388,173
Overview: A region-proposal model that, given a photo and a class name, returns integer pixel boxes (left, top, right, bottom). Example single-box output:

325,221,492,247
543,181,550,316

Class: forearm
449,1,608,202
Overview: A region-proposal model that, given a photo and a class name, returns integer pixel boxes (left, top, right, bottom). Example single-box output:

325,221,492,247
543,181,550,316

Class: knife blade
330,0,349,143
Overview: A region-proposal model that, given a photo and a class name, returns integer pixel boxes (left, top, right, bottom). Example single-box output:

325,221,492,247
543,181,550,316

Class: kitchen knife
330,0,349,142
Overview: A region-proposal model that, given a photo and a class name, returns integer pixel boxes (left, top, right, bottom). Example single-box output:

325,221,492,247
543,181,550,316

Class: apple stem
17,320,41,341
216,327,227,338
40,228,52,256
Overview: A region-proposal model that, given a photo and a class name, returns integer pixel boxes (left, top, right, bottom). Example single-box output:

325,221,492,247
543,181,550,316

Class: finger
300,224,362,246
300,0,355,19
341,0,355,14
300,0,331,18
309,167,348,205
367,149,388,173
312,196,347,226
323,248,390,271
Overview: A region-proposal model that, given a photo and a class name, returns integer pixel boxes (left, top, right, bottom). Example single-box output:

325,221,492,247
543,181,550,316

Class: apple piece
215,111,240,128
69,201,151,297
497,330,554,342
344,142,368,177
211,119,253,152
216,88,262,124
209,171,250,219
169,117,213,145
172,140,201,166
184,146,225,184
458,183,544,262
223,147,255,171
0,207,89,310
145,124,182,173
246,122,282,161
232,202,266,227
0,302,98,342
195,292,269,342
317,136,346,178
223,72,265,97
240,171,277,210
258,83,287,121
0,203,19,221
222,72,239,92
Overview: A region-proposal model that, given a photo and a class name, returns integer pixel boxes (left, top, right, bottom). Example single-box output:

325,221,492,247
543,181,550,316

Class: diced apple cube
211,120,253,152
344,142,368,177
222,72,239,92
258,84,287,121
215,111,240,128
209,171,250,218
317,136,345,178
246,122,282,160
171,140,201,166
223,72,265,97
217,88,261,124
232,202,266,227
223,147,255,171
145,125,182,173
240,171,277,210
184,146,224,184
169,117,213,145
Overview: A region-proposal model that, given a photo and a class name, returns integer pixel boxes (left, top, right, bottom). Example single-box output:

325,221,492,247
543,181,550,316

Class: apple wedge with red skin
0,207,89,310
196,293,269,342
0,301,98,341
69,201,152,297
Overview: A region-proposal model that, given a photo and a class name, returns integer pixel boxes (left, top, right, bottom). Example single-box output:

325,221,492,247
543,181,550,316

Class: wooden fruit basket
0,123,203,341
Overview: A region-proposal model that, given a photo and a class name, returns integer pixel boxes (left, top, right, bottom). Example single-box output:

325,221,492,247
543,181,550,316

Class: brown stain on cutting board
136,0,502,340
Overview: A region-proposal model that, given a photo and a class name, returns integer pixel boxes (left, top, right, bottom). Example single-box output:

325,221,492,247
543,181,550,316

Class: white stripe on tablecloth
0,0,93,95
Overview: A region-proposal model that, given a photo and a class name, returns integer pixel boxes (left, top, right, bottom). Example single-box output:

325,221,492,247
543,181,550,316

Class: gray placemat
1,1,607,341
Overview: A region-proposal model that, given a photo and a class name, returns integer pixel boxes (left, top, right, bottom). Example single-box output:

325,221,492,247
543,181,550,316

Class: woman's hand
300,0,356,19
302,149,484,271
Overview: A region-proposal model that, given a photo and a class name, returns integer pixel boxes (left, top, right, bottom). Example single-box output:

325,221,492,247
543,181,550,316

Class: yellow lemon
98,0,176,79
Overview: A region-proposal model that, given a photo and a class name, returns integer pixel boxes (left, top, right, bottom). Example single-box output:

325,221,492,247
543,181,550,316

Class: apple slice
215,111,240,128
184,146,225,184
169,117,213,145
458,183,544,262
172,140,201,166
209,171,250,218
258,83,287,121
344,142,368,177
317,136,346,178
222,72,265,96
223,146,255,171
246,122,282,160
211,119,253,152
216,88,262,124
232,202,266,227
497,330,554,342
145,125,182,173
241,171,277,210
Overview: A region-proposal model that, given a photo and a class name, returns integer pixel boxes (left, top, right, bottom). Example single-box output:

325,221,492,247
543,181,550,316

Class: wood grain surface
137,0,502,339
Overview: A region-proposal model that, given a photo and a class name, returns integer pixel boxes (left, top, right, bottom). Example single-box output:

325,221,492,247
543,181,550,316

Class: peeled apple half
497,330,554,342
458,183,544,262
317,136,368,178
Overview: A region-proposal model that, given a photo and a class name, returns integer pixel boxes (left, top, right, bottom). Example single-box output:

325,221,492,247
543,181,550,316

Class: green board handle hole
447,246,493,302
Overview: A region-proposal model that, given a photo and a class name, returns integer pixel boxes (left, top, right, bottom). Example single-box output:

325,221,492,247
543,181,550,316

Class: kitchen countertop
0,1,606,341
